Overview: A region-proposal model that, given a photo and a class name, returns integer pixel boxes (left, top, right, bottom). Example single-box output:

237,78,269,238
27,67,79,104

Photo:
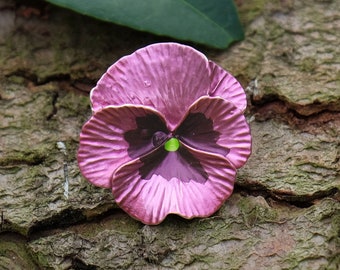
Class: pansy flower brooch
78,43,251,225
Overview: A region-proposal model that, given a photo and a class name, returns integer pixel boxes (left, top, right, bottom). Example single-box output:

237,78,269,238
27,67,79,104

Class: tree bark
0,0,339,269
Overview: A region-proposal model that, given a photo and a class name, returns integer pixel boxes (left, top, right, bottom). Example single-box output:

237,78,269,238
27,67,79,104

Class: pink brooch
78,43,251,224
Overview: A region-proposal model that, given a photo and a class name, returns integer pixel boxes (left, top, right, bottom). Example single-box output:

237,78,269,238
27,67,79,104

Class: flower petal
208,61,247,112
176,96,251,169
111,146,236,225
77,105,167,188
90,42,211,128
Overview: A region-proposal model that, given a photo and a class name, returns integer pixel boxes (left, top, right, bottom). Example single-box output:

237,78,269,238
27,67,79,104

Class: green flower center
164,137,180,152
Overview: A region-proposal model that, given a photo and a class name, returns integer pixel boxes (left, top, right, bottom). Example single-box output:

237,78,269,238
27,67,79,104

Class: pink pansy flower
78,43,251,225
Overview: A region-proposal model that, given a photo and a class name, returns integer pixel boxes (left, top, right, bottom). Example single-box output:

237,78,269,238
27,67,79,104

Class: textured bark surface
0,0,339,269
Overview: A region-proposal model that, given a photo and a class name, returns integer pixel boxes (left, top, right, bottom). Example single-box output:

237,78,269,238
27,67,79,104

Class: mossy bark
0,0,339,269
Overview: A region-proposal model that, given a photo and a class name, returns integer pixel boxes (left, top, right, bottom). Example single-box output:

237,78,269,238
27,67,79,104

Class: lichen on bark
28,195,340,269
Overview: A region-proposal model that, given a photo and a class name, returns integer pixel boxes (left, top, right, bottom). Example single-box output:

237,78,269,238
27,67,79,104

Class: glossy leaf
46,0,244,49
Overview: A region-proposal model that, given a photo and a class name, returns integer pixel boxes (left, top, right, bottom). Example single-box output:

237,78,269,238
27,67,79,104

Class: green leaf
45,0,244,49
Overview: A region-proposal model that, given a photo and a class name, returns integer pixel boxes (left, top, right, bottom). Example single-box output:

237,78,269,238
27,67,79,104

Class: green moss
260,74,291,99
0,149,46,167
237,0,268,26
281,199,340,268
6,75,26,85
238,196,278,227
0,140,57,168
0,237,39,270
56,91,90,119
299,57,317,72
28,243,57,270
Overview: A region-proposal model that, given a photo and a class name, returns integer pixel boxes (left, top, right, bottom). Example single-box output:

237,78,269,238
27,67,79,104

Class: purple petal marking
208,61,247,112
90,43,212,129
139,146,208,184
175,112,229,157
111,147,236,225
77,105,167,188
124,114,168,159
177,96,252,169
